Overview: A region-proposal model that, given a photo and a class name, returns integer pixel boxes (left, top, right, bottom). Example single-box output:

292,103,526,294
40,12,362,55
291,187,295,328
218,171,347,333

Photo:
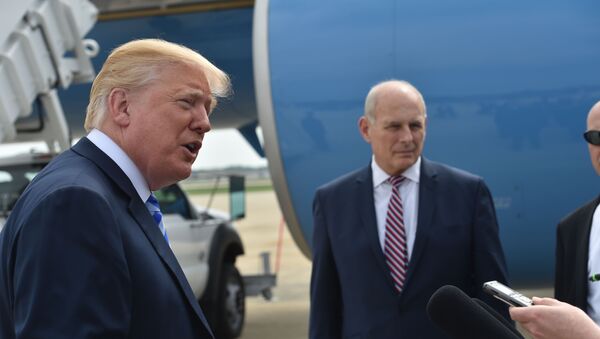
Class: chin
183,167,193,179
165,165,192,184
394,158,416,168
176,168,192,181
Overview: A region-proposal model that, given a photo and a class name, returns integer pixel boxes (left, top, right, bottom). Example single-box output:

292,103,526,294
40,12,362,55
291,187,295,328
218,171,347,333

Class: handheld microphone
426,285,523,339
473,298,523,338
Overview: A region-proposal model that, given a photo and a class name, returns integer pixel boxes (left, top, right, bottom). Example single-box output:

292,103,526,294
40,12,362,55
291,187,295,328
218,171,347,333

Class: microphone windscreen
427,285,522,339
473,298,523,338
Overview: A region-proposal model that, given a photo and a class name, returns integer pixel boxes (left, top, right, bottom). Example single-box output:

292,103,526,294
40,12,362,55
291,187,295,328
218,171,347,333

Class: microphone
427,285,523,339
473,298,523,338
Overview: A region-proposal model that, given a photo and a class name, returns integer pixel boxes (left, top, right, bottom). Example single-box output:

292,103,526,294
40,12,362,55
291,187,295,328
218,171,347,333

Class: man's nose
190,108,211,134
397,126,413,142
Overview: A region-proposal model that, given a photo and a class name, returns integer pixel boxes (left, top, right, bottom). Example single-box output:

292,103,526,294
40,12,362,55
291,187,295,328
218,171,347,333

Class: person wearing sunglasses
555,100,600,327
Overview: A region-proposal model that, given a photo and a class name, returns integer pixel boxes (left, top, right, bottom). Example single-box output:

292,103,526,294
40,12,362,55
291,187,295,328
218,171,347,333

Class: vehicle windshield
0,162,197,220
0,163,44,216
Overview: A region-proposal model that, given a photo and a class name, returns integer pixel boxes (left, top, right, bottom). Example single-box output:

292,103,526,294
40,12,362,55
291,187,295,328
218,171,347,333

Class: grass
183,183,273,195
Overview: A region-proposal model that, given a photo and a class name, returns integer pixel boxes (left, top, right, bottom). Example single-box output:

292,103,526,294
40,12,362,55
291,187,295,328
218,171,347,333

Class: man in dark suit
309,80,510,338
0,39,230,338
555,100,600,325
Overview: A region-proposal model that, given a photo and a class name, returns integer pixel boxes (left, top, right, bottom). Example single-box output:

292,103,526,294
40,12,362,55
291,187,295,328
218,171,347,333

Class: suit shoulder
426,159,483,184
4,178,114,243
315,166,368,196
14,150,119,213
558,197,599,231
35,150,112,192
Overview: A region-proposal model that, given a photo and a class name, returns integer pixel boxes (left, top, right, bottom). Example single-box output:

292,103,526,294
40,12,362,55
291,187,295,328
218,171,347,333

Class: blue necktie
145,193,169,243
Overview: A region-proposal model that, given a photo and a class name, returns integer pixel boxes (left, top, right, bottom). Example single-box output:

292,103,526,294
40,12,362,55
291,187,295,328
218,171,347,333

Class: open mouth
183,142,201,154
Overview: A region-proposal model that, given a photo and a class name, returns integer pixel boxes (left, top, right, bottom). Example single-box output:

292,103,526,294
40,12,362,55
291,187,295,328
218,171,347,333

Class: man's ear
358,116,371,143
107,88,131,127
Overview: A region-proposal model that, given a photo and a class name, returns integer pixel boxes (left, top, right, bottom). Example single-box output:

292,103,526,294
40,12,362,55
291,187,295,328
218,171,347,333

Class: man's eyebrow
177,89,207,98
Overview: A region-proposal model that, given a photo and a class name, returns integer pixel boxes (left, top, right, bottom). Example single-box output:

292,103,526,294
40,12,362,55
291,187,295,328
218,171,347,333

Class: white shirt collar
86,129,151,202
371,156,421,188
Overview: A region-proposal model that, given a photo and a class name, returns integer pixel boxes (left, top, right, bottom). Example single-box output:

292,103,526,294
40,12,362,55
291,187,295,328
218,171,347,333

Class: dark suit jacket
309,158,509,339
555,196,600,311
0,138,213,338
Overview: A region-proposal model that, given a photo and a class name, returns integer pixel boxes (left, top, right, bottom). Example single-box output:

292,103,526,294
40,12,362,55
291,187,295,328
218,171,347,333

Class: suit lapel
403,158,437,288
575,197,600,307
356,165,400,292
126,198,214,335
72,138,213,335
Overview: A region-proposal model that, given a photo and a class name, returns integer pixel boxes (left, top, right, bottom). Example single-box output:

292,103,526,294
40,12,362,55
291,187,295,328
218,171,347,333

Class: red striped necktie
384,175,408,293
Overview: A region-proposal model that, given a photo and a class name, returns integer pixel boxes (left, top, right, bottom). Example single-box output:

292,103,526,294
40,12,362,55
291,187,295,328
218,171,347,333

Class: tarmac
191,190,311,339
190,189,553,339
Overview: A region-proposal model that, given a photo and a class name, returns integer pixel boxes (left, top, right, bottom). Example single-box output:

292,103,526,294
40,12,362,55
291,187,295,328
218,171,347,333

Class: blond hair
84,39,231,131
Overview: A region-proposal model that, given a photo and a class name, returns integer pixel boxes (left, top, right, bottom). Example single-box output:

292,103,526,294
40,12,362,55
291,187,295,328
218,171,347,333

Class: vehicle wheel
214,263,245,339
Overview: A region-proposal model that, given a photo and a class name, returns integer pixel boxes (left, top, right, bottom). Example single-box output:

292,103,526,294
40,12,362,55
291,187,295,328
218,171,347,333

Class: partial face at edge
587,102,600,176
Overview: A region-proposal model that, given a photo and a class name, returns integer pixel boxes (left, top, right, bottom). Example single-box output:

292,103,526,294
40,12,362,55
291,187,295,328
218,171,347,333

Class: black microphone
473,298,523,338
427,285,523,339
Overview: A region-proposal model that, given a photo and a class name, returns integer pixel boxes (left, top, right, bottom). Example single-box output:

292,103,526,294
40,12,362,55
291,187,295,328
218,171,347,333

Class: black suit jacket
555,196,600,311
309,158,510,339
0,138,213,338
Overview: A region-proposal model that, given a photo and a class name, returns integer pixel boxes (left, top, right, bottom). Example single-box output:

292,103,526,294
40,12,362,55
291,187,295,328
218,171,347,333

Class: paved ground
190,190,311,339
190,189,554,339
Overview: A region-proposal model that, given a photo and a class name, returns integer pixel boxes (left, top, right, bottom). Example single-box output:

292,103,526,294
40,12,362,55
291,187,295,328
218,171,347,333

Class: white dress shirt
588,203,600,325
87,129,151,203
372,156,420,261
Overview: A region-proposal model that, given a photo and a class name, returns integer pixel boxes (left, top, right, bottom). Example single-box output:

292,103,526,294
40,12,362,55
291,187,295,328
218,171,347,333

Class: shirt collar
371,156,421,188
87,129,151,202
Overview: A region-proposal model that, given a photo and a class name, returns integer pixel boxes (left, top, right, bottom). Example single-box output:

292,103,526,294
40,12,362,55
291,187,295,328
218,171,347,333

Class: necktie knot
388,175,405,188
145,193,169,243
146,194,160,211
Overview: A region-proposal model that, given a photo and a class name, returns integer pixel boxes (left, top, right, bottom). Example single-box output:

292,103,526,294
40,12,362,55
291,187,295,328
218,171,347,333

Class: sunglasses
584,131,600,145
